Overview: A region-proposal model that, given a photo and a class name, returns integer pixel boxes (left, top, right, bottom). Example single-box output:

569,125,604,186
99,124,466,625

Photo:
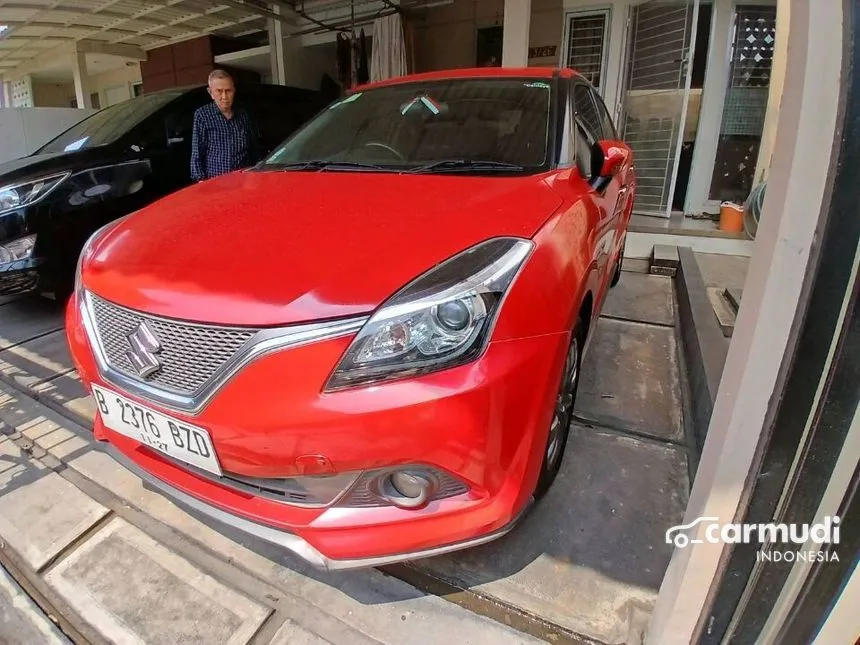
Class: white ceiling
0,0,270,78
29,52,137,81
0,0,449,80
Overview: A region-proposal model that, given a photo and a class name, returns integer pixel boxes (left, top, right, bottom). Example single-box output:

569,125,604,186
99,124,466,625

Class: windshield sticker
523,81,550,90
400,96,442,116
329,92,363,109
63,136,89,152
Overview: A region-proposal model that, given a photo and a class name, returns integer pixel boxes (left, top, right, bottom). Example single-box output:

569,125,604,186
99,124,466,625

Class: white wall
32,82,76,108
28,63,142,109
283,42,338,91
91,64,142,107
0,107,96,164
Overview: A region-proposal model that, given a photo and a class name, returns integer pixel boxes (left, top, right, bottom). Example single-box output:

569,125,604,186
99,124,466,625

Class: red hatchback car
66,68,635,570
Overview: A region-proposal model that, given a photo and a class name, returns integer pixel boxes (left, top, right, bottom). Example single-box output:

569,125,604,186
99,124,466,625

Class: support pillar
72,52,92,110
268,4,287,85
502,0,531,67
754,0,790,184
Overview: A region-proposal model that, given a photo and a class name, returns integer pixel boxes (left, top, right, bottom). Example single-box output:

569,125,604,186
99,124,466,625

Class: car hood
0,148,114,185
83,169,562,326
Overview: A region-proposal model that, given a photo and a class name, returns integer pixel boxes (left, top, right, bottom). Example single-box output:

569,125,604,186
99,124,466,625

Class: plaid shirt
190,102,260,181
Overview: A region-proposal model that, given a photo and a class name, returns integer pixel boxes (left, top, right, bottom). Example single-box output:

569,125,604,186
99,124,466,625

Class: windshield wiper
407,159,526,174
264,160,390,172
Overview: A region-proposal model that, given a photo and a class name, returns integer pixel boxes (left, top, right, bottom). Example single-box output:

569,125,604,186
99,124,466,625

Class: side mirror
597,140,630,177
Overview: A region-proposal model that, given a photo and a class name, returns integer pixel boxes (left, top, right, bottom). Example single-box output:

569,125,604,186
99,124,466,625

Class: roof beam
1,42,73,79
108,3,236,44
74,40,146,60
0,37,146,80
219,0,293,25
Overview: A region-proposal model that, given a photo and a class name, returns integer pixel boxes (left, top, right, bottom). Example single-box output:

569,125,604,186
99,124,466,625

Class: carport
0,1,858,645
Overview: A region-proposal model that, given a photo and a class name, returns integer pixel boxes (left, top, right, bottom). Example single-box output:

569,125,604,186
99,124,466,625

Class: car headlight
0,235,37,264
0,173,69,215
325,237,533,391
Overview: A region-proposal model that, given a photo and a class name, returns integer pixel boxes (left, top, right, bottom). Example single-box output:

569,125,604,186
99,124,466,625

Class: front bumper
66,293,568,567
0,257,41,296
109,442,531,571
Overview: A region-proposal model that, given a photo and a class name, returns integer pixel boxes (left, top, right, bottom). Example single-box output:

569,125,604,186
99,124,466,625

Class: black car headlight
325,237,533,391
0,173,69,215
0,235,36,264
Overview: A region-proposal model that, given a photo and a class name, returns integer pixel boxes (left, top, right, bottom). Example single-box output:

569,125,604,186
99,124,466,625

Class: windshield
36,91,184,154
261,77,553,173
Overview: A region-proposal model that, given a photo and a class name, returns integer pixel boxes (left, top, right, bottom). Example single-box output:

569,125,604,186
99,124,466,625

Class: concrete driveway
0,270,690,645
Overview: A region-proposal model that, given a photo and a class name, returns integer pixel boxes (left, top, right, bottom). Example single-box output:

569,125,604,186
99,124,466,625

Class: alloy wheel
546,335,580,469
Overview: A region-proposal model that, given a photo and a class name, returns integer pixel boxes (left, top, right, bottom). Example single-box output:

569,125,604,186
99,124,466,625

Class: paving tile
0,298,65,351
0,438,108,570
45,518,270,645
576,317,683,442
268,619,332,645
602,272,675,326
412,425,689,644
0,330,74,386
32,373,95,423
0,564,71,644
22,419,92,462
694,252,750,290
66,448,543,645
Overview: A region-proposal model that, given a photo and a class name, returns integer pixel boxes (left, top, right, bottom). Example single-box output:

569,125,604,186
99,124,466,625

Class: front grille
0,271,38,296
154,451,354,507
87,293,256,395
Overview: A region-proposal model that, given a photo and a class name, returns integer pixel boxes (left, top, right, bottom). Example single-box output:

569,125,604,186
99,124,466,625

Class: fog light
381,470,432,509
391,472,426,498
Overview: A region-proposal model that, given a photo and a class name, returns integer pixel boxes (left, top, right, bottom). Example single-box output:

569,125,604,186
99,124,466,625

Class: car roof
354,67,580,91
133,82,319,98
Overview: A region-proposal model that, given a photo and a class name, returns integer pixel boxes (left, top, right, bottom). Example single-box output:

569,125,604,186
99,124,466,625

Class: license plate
91,384,222,476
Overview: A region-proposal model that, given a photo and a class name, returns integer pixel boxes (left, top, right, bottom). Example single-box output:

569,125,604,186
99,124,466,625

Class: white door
618,0,700,217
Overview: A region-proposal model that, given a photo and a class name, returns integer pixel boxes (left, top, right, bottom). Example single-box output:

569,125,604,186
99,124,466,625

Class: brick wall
141,36,261,93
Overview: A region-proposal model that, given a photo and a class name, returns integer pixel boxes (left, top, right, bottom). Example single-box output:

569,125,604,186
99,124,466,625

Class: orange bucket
719,202,744,232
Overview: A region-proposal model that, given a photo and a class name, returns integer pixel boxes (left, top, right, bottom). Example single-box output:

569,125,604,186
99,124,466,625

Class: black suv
0,83,325,299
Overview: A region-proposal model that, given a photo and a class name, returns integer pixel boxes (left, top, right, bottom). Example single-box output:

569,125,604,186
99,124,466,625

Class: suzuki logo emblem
126,321,162,378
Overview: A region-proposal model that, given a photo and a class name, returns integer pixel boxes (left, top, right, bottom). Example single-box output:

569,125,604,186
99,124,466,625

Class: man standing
190,69,260,182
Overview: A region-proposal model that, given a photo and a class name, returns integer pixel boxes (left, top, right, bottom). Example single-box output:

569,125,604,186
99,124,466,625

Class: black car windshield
261,77,553,173
36,91,184,154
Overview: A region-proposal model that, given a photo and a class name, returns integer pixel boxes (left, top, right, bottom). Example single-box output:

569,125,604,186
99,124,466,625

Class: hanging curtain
370,13,408,82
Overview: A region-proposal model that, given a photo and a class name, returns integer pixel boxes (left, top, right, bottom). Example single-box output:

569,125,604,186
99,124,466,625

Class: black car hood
0,147,119,186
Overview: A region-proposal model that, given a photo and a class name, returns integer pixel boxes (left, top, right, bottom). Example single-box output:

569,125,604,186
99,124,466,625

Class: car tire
610,239,625,288
534,316,585,499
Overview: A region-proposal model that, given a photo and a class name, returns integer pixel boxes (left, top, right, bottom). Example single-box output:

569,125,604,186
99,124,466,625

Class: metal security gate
619,0,700,216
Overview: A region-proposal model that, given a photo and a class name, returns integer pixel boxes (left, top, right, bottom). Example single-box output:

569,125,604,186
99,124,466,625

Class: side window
164,103,194,144
131,116,168,151
559,91,575,167
130,101,194,151
591,88,617,139
572,83,602,143
574,122,595,180
564,84,594,180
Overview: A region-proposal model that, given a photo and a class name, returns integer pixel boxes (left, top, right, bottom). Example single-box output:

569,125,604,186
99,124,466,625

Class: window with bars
708,4,777,202
564,10,609,89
